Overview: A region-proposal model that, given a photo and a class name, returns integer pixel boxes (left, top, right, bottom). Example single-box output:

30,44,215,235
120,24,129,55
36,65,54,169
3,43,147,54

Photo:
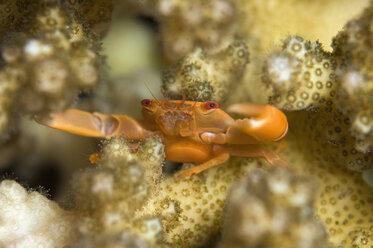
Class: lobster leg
228,144,291,169
36,109,150,139
89,152,103,163
177,143,291,177
177,151,230,178
227,103,288,143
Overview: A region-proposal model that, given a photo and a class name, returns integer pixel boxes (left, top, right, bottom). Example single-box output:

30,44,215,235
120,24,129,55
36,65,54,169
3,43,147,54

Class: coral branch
0,180,78,247
219,167,331,248
162,39,249,102
263,34,373,171
0,0,106,138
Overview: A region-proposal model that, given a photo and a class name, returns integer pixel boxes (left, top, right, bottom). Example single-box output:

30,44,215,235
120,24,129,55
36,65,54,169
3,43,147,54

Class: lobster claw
227,103,288,143
36,109,149,139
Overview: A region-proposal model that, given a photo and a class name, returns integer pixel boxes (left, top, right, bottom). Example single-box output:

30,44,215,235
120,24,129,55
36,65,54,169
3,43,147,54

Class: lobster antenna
144,82,160,104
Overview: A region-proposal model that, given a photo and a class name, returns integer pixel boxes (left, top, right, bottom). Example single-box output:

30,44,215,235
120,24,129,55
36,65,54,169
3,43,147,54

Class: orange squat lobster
38,100,289,177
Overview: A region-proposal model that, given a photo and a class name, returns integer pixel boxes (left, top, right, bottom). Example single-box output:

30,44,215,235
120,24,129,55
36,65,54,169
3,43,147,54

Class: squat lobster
37,99,289,177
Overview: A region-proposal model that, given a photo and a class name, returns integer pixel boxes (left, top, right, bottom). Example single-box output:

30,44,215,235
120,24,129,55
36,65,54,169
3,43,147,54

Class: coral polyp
263,36,335,112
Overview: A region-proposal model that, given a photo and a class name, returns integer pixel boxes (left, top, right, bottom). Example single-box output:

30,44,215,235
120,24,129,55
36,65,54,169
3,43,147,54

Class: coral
125,0,367,65
347,227,372,248
331,4,373,153
219,167,331,248
263,36,335,112
247,3,373,247
2,134,372,248
72,137,166,246
0,1,37,43
260,4,373,242
76,134,367,248
0,0,105,137
162,39,249,102
133,0,241,63
73,137,253,247
72,233,157,248
0,180,77,247
239,0,369,52
66,0,115,37
284,115,373,247
262,2,373,155
137,161,248,247
263,35,373,172
0,69,22,135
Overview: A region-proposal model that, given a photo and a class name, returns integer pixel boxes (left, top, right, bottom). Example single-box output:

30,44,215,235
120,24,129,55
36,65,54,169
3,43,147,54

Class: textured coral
347,228,373,248
332,4,373,153
0,0,105,137
263,35,373,172
66,0,115,37
162,39,249,102
0,1,37,42
138,161,249,247
0,180,77,247
72,137,166,247
219,167,330,248
262,2,373,155
285,114,373,247
1,135,372,248
259,5,373,243
72,233,156,248
263,36,335,112
126,0,367,65
73,137,253,247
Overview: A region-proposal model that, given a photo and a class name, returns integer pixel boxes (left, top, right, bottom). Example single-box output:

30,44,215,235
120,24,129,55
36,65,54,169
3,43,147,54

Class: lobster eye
204,102,219,110
141,99,152,107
